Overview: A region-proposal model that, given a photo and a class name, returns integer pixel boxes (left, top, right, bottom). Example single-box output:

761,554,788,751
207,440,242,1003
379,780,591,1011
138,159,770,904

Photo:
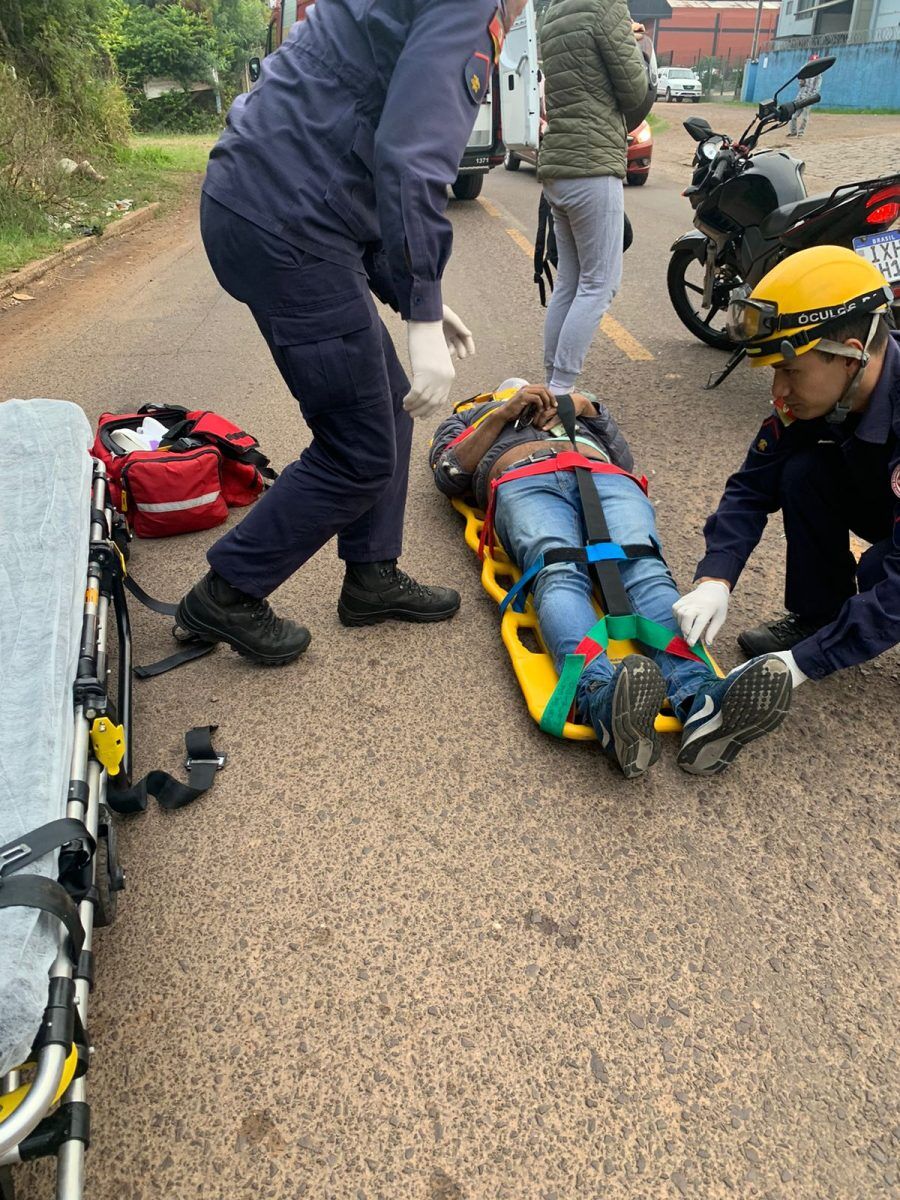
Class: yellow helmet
727,245,893,368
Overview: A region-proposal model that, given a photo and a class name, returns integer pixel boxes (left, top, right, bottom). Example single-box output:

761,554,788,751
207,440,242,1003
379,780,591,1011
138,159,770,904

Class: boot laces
239,595,284,632
379,563,432,598
769,614,814,640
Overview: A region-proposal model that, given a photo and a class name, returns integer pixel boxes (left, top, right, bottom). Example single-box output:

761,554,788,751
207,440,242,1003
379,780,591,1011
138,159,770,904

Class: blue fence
741,42,900,110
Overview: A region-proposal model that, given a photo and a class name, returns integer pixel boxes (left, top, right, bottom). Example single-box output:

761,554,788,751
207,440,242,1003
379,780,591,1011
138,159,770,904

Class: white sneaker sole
677,657,792,776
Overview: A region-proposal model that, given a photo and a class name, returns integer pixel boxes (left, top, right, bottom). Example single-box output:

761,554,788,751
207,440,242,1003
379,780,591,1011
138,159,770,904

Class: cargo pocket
268,291,386,419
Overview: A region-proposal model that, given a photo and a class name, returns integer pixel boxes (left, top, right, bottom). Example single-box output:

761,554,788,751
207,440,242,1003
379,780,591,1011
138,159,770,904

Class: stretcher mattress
0,399,93,1077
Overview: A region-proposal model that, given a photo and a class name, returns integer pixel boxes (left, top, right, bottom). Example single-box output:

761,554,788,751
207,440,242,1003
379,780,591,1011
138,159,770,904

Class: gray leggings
542,174,624,391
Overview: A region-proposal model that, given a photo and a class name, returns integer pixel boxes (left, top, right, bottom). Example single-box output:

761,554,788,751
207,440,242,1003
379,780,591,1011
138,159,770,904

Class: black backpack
533,194,634,308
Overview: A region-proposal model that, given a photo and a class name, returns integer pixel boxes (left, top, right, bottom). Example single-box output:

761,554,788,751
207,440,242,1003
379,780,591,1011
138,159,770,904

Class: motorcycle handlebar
779,92,821,120
711,152,732,184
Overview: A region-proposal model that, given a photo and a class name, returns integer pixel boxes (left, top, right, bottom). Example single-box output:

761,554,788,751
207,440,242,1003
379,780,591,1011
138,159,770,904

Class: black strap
134,641,216,680
0,819,94,880
122,573,220,677
542,543,660,568
107,726,225,814
533,193,557,308
123,574,177,617
0,876,84,962
555,394,635,618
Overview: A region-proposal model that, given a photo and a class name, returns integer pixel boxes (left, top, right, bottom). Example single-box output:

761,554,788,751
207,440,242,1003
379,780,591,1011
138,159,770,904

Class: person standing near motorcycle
788,54,819,138
174,0,527,666
537,0,650,395
674,246,900,693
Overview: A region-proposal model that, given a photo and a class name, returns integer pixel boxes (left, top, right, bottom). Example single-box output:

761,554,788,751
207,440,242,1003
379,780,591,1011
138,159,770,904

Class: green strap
539,614,715,738
539,654,587,735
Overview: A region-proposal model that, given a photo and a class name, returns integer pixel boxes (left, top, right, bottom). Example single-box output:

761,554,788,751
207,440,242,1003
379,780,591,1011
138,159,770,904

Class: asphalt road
1,164,897,1200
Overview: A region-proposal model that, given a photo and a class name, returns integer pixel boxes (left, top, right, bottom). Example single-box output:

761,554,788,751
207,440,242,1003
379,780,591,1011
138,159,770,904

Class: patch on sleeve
892,463,900,498
754,414,783,454
464,52,491,104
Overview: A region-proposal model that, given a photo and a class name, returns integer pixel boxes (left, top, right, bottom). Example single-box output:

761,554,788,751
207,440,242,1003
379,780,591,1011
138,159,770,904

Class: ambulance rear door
499,0,540,158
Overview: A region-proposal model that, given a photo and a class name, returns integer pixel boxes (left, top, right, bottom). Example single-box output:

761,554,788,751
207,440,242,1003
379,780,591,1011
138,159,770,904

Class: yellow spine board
451,497,712,738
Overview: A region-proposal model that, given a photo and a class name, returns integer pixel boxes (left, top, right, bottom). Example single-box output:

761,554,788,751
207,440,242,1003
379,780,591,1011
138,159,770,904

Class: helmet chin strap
778,313,880,425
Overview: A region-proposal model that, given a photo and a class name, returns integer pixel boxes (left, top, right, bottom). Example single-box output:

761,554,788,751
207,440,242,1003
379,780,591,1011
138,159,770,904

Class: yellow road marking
485,210,654,363
477,196,502,219
599,314,654,362
505,227,534,256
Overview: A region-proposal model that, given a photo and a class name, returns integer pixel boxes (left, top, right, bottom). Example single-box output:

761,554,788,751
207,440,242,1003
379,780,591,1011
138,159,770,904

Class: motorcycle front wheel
667,244,741,351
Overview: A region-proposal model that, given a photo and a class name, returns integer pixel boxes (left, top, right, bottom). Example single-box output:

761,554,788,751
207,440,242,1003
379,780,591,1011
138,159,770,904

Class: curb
0,202,161,302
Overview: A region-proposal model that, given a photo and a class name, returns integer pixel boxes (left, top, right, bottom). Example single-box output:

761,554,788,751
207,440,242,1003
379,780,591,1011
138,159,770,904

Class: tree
118,2,216,89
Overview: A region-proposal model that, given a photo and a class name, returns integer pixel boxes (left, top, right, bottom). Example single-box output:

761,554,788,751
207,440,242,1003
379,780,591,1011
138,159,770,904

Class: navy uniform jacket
203,0,499,323
697,332,900,679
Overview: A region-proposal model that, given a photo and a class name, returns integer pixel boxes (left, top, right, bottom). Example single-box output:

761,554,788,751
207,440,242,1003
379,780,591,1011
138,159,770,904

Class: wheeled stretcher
0,399,222,1200
0,400,129,1199
450,393,721,740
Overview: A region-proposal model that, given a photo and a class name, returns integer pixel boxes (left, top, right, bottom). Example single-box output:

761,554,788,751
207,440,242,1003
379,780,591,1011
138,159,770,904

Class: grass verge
0,133,215,277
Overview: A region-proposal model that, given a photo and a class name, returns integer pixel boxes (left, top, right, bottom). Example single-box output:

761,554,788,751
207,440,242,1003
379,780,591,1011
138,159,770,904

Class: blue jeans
493,470,714,722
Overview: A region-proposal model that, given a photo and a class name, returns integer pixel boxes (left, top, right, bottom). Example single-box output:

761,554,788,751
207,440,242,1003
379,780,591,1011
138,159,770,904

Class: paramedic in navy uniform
176,0,526,665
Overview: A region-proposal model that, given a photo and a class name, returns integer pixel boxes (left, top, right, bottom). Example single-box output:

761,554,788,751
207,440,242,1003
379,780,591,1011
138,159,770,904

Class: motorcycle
666,55,900,353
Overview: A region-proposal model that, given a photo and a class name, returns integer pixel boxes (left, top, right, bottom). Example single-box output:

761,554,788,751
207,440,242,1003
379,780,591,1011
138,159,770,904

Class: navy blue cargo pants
200,193,413,598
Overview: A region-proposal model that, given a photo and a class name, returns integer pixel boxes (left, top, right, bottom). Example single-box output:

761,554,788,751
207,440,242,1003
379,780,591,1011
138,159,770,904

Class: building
655,0,781,65
629,0,675,40
773,0,900,44
742,0,900,109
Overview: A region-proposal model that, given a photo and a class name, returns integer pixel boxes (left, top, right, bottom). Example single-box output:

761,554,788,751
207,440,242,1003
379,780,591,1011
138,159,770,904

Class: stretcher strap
539,615,715,738
123,573,219,677
499,542,660,617
0,876,84,962
478,452,647,561
0,818,94,880
107,726,225,813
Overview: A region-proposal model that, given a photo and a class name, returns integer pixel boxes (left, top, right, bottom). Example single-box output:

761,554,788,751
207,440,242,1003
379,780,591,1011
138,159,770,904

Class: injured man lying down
431,381,791,779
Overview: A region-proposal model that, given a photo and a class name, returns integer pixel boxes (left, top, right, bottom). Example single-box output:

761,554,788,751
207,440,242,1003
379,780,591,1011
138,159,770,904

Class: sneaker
175,571,311,666
338,561,461,627
587,655,667,780
738,613,828,657
677,655,792,776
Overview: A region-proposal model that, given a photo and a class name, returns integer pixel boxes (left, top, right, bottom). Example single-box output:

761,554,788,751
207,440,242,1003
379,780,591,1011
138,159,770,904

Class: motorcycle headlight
635,124,652,144
700,138,722,161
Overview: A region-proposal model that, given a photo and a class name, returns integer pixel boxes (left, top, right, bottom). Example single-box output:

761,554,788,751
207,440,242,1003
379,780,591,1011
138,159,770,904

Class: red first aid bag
92,404,276,538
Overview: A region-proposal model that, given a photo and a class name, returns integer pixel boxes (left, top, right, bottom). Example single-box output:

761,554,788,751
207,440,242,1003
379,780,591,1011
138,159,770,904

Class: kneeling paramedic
431,381,793,778
675,247,900,691
176,1,527,665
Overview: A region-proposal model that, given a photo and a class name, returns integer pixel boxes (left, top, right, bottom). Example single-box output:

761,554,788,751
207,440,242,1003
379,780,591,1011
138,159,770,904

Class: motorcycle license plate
852,229,900,285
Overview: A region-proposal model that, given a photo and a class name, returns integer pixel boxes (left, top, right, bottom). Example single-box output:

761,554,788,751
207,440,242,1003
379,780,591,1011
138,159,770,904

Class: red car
504,118,654,187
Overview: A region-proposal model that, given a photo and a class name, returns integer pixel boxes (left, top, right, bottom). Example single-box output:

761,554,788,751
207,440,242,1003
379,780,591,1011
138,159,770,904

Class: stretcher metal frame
0,459,130,1200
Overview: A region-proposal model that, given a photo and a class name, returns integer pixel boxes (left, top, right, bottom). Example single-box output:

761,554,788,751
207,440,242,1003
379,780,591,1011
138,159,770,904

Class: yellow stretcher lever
90,717,125,776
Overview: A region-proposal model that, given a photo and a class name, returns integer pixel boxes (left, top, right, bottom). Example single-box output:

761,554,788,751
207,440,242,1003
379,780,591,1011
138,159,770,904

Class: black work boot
338,560,461,627
738,613,828,658
175,571,311,666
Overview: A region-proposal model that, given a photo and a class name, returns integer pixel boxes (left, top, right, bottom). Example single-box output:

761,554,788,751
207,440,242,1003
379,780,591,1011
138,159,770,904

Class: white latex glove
403,321,455,419
672,580,731,647
768,649,809,689
442,305,475,360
